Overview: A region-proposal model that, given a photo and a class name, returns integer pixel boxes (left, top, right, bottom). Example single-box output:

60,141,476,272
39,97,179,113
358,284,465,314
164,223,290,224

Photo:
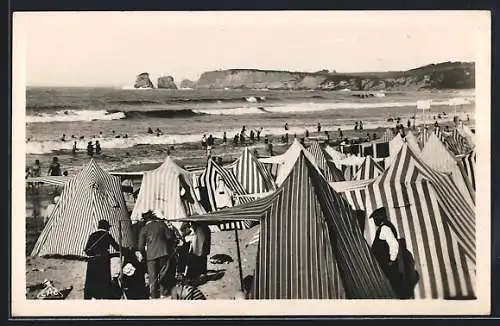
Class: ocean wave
26,110,127,123
26,97,475,123
193,107,269,116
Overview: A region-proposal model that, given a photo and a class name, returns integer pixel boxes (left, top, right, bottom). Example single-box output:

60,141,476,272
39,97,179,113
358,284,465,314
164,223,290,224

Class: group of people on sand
83,210,216,300
26,157,68,179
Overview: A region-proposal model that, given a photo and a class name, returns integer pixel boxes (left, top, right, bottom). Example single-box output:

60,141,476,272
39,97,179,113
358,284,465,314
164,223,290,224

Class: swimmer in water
60,134,66,142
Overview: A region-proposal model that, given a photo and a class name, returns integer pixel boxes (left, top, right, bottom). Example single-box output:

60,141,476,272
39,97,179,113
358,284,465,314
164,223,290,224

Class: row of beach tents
29,125,477,300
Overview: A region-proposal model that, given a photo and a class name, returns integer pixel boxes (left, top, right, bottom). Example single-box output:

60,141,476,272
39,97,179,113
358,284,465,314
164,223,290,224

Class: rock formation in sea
191,62,475,91
180,79,197,89
134,72,155,89
157,76,178,89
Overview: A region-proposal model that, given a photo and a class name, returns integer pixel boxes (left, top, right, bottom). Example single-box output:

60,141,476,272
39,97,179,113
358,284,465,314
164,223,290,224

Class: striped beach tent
459,125,476,146
323,145,347,169
353,156,384,181
31,160,134,257
307,141,345,182
444,129,473,156
459,150,476,192
226,147,276,194
330,179,372,212
404,131,421,153
417,127,443,148
180,151,396,299
197,159,257,231
384,133,405,168
421,133,475,204
364,144,476,299
259,139,320,186
130,156,206,222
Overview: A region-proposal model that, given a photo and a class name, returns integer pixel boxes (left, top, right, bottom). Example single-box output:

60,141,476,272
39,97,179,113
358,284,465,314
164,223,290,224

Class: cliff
157,76,178,89
193,62,474,90
134,72,155,89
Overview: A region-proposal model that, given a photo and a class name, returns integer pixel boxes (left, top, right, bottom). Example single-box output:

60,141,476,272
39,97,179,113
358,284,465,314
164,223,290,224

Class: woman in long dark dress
83,219,120,299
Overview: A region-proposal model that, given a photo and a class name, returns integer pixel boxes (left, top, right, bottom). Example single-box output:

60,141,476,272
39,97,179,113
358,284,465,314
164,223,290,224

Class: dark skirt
84,255,112,299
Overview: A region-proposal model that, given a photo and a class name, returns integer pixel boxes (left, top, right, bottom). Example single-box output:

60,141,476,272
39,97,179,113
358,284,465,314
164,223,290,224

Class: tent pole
234,228,244,291
118,220,125,299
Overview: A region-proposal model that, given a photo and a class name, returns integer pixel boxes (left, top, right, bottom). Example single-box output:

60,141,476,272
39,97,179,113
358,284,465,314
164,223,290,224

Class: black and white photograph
11,11,490,316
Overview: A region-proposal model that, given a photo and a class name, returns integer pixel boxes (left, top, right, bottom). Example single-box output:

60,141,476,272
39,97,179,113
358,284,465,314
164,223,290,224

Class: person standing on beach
284,122,289,131
250,130,255,143
223,132,227,144
201,134,207,150
186,222,211,280
317,122,321,133
95,141,102,155
47,157,61,176
257,127,262,141
87,141,94,157
354,121,359,131
83,219,120,299
239,132,245,145
31,160,41,177
137,211,178,299
360,121,363,130
338,128,343,139
72,141,78,155
305,129,309,138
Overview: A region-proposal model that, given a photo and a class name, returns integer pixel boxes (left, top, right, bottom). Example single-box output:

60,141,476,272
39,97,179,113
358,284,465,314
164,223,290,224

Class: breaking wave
26,97,474,123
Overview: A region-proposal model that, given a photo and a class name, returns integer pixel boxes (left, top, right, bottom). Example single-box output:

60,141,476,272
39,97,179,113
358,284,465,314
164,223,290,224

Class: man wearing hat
136,210,178,299
83,219,120,299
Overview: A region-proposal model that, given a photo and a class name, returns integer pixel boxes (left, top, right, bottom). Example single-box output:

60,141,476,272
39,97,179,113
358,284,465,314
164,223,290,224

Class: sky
15,11,489,87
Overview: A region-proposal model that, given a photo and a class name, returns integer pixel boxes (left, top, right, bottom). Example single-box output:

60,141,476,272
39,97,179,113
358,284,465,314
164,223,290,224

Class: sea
24,87,475,173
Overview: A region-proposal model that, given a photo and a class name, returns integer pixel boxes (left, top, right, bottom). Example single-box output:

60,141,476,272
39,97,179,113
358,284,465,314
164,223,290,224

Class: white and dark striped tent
459,150,476,193
197,158,257,231
416,127,446,149
353,156,384,181
458,124,476,146
307,141,345,182
259,139,320,186
421,133,475,204
444,129,473,156
179,151,396,299
385,133,405,168
364,144,476,299
323,145,347,169
31,160,134,257
330,179,373,212
130,156,206,222
226,147,276,194
404,130,421,153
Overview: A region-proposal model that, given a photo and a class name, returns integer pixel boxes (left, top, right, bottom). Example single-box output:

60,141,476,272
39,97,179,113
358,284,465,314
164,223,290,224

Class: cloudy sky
15,11,489,87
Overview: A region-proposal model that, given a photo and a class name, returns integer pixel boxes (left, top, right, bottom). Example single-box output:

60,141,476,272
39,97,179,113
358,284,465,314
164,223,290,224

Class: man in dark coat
369,207,418,299
186,222,211,279
83,219,120,299
136,211,177,299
